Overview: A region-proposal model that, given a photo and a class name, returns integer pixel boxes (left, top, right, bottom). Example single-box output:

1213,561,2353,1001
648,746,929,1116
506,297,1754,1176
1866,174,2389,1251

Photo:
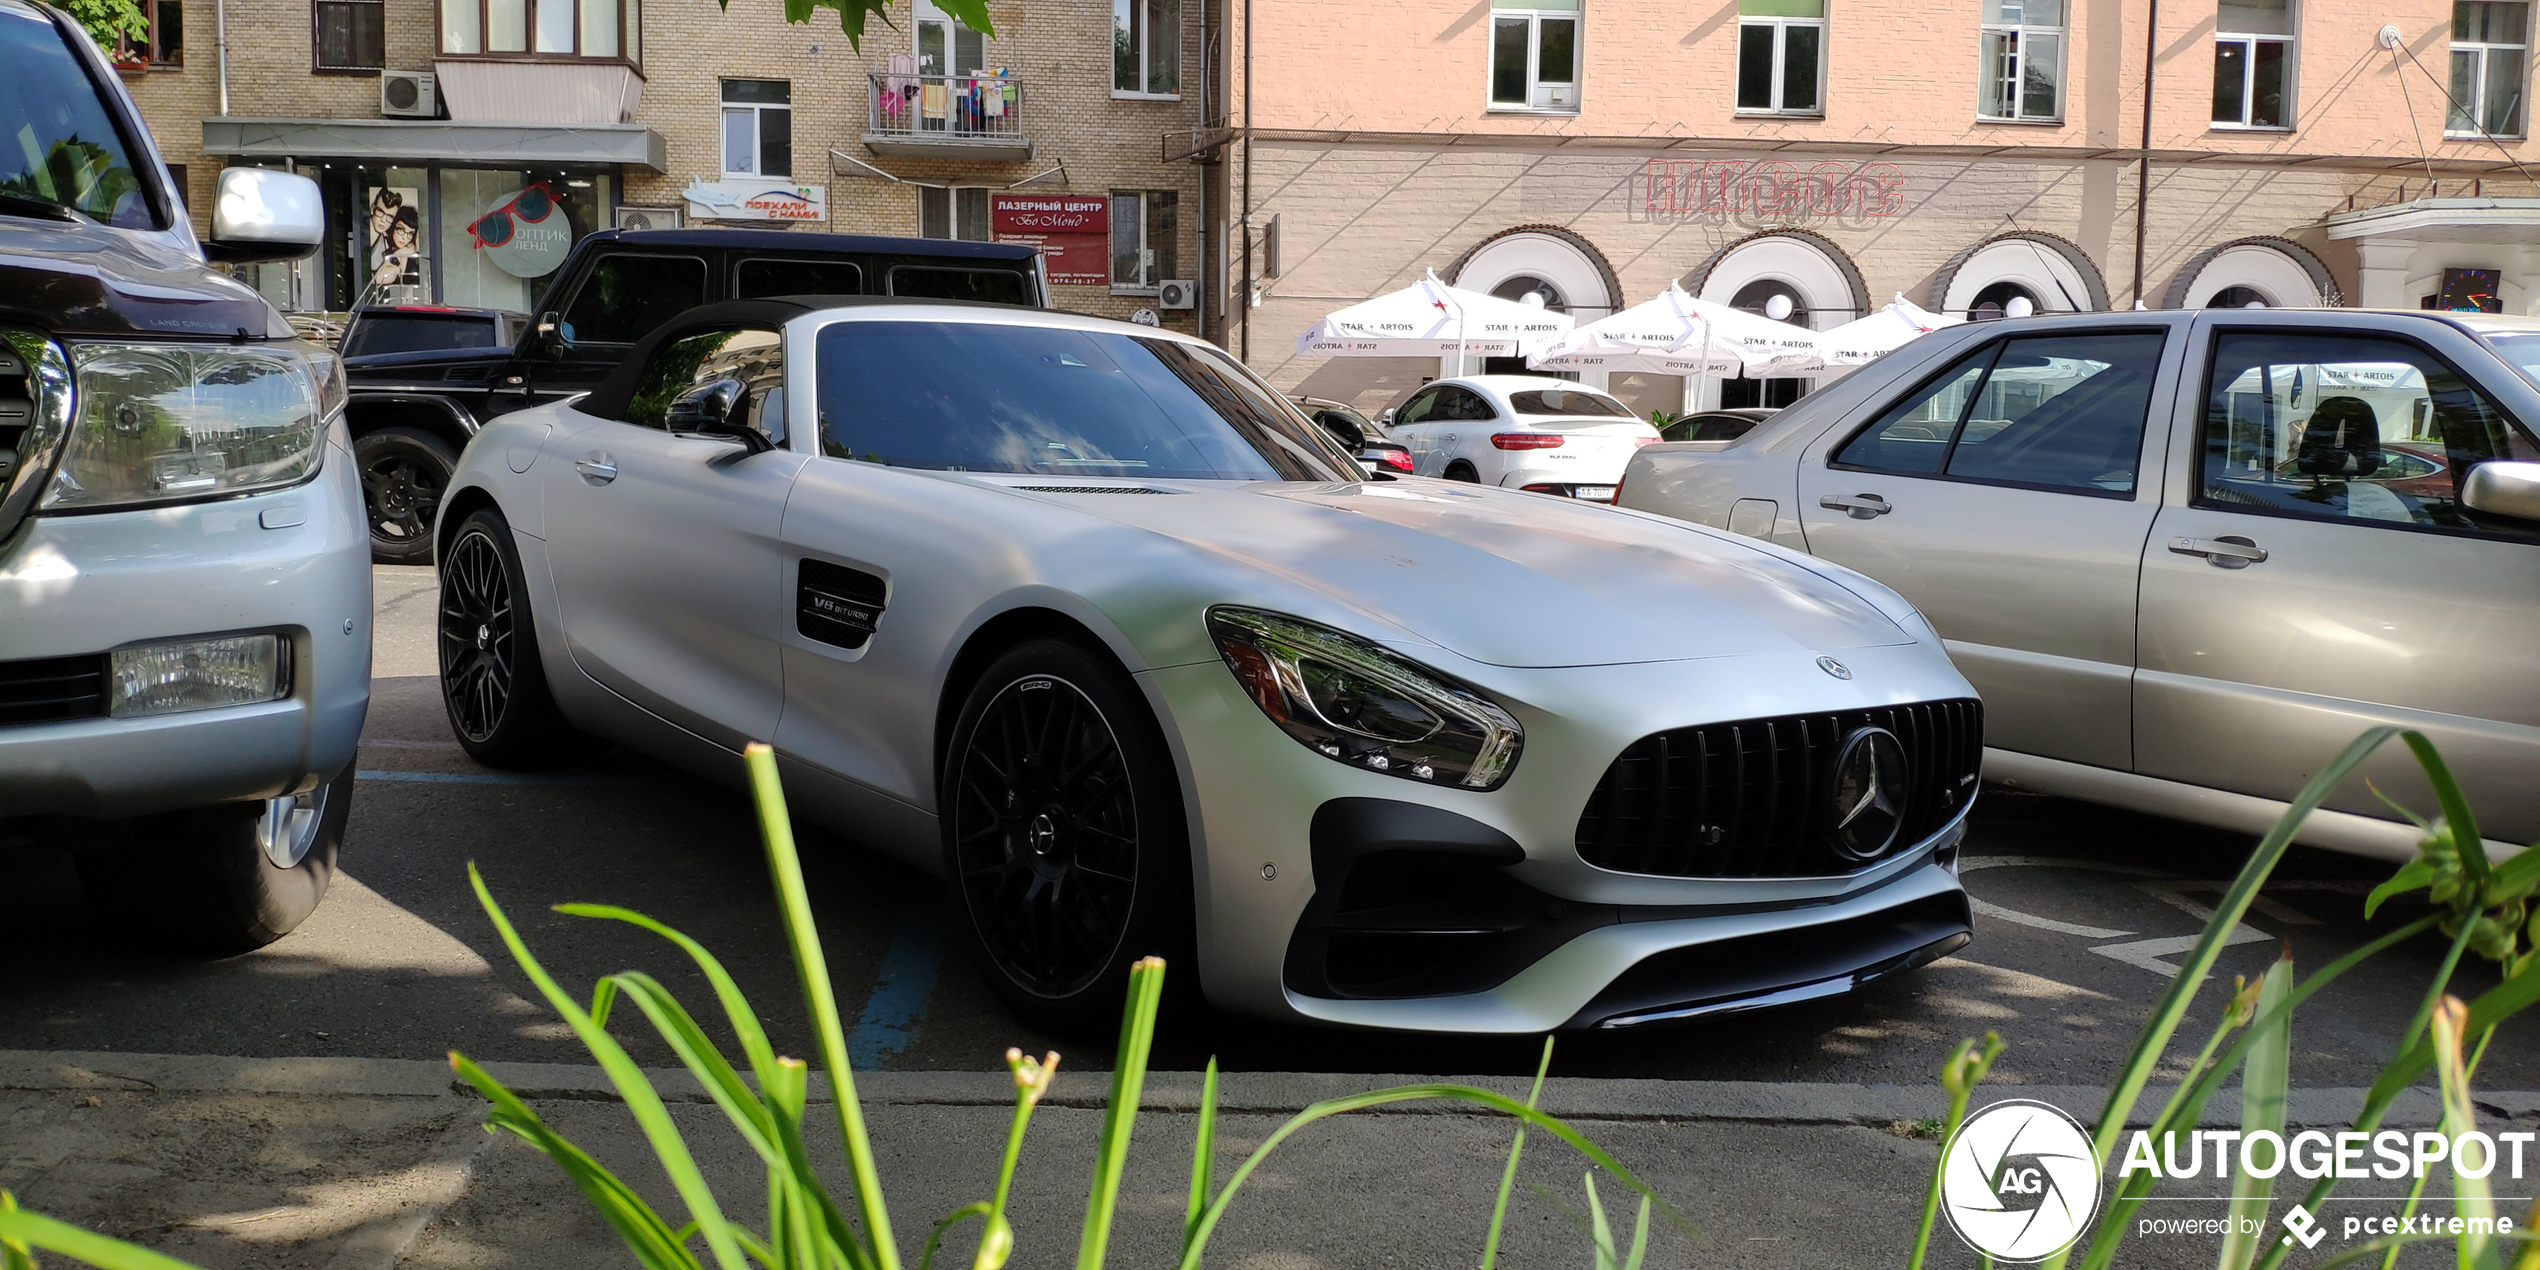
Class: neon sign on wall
1639,159,1906,219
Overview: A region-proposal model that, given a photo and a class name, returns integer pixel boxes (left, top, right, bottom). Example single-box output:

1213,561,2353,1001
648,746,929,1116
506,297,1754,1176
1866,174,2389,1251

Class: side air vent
1010,485,1180,495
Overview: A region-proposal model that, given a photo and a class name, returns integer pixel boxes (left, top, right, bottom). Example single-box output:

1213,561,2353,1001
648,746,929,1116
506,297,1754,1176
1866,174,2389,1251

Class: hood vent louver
1010,485,1181,495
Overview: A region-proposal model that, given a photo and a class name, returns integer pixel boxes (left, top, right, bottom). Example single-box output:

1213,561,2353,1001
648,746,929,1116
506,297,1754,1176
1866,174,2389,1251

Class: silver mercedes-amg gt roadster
434,297,1984,1034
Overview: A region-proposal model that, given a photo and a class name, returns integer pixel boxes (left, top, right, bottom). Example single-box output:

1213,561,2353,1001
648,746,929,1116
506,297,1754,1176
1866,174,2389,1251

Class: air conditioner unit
1156,278,1197,310
380,71,438,119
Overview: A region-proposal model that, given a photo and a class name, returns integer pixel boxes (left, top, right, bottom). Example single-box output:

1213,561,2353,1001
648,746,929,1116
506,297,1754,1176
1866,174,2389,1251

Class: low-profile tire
76,769,353,953
439,507,575,768
355,425,459,565
941,637,1195,1035
1443,460,1481,483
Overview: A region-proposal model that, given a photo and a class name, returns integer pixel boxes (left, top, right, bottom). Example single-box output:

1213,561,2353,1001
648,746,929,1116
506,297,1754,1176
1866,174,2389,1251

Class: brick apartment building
113,0,1221,331
1206,0,2540,416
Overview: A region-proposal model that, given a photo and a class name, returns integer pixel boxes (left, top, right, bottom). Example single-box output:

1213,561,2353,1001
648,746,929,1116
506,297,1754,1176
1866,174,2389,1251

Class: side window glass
887,266,1030,305
1395,390,1438,426
2199,331,2540,534
1450,387,1498,420
737,258,863,298
1834,347,1994,475
562,255,707,346
624,326,788,445
1943,332,2163,494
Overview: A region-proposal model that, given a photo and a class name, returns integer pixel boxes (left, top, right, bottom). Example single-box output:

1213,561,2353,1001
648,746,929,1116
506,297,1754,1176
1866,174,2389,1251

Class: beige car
1618,309,2540,860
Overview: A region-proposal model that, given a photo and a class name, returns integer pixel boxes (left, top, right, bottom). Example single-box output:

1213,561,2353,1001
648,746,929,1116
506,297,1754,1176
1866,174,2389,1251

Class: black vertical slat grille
1574,699,1984,879
0,653,108,726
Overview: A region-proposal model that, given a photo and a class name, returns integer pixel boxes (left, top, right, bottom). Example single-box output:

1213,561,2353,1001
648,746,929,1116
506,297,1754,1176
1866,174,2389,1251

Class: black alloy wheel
945,639,1190,1031
437,508,572,767
1443,461,1481,482
355,426,457,564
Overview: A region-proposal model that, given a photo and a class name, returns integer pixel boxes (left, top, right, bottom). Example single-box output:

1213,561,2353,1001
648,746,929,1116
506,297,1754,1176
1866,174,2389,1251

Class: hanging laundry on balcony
921,82,948,119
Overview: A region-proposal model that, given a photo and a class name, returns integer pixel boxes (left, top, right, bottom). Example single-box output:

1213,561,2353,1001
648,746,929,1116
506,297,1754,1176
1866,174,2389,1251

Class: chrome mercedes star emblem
1817,656,1852,680
1028,813,1058,855
1827,726,1910,860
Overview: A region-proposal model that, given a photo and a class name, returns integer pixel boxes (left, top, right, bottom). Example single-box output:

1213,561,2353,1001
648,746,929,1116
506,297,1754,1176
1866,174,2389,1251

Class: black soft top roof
593,228,1039,262
578,294,1040,420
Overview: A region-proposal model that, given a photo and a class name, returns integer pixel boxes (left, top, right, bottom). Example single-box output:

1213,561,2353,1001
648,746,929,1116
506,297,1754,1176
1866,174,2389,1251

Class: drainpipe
1239,0,1252,361
2130,0,2156,306
216,0,230,115
1196,0,1208,344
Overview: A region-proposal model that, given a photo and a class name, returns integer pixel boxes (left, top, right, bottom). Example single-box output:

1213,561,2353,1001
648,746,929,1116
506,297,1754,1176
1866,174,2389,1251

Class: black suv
344,229,1047,561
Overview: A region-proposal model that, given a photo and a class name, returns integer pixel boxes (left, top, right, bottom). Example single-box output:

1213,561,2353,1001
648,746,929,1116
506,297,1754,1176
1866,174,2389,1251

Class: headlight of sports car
42,343,323,512
1207,606,1523,790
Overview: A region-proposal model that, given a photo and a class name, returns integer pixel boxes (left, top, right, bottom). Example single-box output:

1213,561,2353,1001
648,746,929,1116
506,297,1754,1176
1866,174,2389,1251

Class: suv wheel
356,426,458,565
77,770,354,952
1444,460,1481,482
439,507,576,767
941,638,1193,1035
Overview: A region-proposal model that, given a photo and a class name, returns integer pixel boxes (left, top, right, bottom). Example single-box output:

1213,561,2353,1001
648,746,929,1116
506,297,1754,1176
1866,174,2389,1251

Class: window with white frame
1489,0,1580,112
722,80,791,177
1978,0,2063,121
1736,0,1823,114
1113,0,1179,96
1110,190,1178,291
2449,1,2528,137
919,186,990,241
439,0,631,59
2213,0,2293,127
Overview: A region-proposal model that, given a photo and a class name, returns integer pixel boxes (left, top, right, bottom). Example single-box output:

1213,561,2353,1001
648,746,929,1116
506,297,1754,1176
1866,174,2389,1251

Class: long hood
996,478,1913,668
0,221,292,339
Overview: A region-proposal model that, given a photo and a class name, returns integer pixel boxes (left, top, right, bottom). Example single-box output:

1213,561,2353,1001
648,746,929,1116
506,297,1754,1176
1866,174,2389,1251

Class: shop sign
991,193,1108,286
468,182,574,279
1640,159,1906,221
684,177,827,222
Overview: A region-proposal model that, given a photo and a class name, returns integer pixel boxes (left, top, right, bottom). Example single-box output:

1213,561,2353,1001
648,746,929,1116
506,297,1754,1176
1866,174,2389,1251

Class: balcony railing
863,72,1031,161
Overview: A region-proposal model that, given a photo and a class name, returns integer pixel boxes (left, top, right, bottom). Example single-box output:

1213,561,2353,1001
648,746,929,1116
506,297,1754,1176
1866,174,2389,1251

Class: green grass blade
1183,1057,1219,1248
1078,956,1165,1270
0,1206,207,1270
744,744,900,1270
1175,1082,1696,1270
917,1204,989,1270
450,1053,706,1270
2218,953,2294,1270
2430,999,2496,1268
1585,1174,1615,1270
2400,732,2486,882
2365,862,2439,920
606,972,786,1165
1480,1036,1554,1270
2080,726,2402,1172
1623,1195,1653,1270
558,903,786,1093
466,866,753,1270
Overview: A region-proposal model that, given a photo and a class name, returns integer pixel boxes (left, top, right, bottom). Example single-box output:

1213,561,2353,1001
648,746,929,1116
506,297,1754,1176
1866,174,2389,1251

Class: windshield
1509,387,1633,417
2479,332,2540,390
0,5,156,228
816,321,1361,481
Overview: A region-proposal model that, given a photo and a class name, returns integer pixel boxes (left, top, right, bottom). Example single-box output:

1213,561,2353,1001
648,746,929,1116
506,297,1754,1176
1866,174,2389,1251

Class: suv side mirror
204,168,324,264
2461,459,2540,522
667,378,773,454
530,311,566,360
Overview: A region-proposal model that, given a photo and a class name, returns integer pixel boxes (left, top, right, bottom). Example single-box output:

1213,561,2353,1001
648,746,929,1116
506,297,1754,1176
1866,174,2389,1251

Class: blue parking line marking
356,769,635,786
846,887,946,1070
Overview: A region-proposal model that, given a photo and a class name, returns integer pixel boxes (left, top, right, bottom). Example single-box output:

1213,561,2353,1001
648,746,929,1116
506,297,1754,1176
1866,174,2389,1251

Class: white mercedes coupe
434,297,1984,1035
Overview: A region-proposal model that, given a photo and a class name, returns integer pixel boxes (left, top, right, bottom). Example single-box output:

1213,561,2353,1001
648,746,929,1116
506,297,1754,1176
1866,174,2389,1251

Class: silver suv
0,0,367,947
1619,308,2540,861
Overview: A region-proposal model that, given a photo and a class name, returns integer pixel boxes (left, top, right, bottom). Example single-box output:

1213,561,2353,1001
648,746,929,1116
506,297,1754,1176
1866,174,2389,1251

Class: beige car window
2198,331,2540,537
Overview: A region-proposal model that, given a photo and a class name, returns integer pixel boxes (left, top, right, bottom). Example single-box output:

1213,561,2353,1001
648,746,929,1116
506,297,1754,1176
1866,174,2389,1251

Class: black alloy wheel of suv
356,425,458,564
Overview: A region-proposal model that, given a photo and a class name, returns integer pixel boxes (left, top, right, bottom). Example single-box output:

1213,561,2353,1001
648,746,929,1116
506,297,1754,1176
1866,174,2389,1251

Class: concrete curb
7,1048,2532,1130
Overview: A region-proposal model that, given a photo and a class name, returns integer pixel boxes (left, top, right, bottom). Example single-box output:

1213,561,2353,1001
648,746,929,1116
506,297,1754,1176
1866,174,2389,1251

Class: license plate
1573,485,1617,501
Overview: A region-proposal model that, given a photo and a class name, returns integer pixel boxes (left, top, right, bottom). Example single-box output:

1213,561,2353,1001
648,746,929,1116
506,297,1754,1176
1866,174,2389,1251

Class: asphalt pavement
7,565,2531,1089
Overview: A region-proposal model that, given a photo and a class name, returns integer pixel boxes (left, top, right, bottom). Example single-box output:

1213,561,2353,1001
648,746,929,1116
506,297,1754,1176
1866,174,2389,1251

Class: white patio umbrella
1525,283,1824,391
1811,294,1964,369
1295,270,1574,360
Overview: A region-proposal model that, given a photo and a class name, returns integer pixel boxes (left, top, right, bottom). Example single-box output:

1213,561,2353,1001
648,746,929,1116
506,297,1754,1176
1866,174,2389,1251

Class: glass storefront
235,161,616,316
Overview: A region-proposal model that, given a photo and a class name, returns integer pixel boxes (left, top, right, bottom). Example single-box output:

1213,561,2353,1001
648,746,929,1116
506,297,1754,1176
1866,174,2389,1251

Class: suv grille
0,653,108,727
1574,699,1983,878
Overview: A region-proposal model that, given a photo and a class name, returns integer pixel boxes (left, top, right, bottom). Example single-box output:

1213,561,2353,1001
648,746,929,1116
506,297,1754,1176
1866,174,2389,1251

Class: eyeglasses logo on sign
468,182,572,279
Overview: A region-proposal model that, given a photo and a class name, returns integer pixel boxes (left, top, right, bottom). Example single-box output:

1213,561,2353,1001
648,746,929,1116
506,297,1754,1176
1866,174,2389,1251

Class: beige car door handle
573,453,618,484
2169,535,2267,567
1818,493,1891,519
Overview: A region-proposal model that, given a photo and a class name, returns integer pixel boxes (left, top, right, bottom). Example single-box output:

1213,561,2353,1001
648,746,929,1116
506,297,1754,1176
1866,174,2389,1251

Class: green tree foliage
57,0,147,49
719,0,991,50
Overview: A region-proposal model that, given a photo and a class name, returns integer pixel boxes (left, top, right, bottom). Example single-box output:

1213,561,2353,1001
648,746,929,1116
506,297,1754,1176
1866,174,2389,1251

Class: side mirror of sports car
667,378,774,455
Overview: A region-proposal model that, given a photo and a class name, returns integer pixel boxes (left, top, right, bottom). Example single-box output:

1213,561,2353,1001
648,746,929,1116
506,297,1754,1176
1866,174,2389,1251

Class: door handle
574,453,618,485
2168,535,2267,568
1818,493,1892,519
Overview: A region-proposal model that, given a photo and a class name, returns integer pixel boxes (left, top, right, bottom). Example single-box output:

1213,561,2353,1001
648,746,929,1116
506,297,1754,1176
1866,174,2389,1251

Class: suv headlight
42,343,323,512
1207,606,1523,790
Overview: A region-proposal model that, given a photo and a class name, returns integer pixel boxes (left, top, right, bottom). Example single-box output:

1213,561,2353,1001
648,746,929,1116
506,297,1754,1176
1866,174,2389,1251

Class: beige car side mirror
2461,459,2540,522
